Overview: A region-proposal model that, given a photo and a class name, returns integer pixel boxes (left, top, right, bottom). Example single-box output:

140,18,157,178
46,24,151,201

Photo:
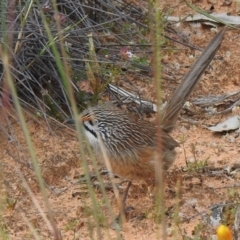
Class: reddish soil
1,1,240,239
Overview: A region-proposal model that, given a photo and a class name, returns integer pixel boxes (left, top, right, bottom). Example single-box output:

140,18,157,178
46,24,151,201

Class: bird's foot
111,206,135,230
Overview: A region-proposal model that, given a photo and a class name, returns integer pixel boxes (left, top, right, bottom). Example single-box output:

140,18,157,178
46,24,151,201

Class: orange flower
217,225,233,240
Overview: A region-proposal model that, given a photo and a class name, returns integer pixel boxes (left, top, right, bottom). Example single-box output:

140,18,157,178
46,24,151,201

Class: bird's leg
121,181,132,209
114,181,133,227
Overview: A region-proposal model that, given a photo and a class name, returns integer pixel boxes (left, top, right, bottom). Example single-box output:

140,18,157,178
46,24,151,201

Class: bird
67,28,226,209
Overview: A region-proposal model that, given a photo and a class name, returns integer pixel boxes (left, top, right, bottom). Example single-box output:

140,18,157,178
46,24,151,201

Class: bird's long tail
162,27,226,133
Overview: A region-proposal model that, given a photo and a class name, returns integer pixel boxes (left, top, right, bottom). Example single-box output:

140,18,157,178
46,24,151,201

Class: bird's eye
88,118,98,126
88,119,93,126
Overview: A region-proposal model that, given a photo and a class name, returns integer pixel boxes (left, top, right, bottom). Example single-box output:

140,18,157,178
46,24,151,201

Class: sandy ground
1,1,240,239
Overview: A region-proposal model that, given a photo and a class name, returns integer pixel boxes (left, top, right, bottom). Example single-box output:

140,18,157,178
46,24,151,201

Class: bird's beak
64,115,89,125
64,118,76,125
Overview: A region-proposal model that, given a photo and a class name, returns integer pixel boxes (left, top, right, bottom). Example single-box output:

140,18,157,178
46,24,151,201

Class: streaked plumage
80,103,178,179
